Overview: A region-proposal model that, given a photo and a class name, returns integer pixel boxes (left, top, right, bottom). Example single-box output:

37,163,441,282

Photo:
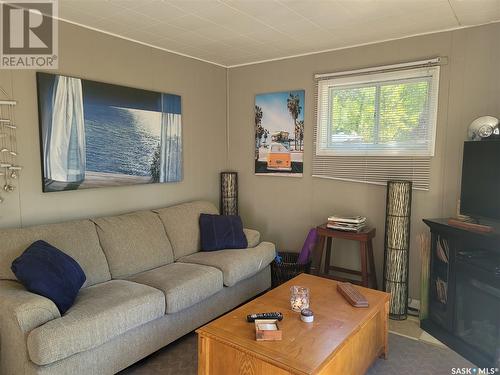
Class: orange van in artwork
267,142,292,171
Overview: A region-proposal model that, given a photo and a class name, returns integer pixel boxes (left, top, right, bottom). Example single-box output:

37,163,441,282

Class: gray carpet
120,332,474,375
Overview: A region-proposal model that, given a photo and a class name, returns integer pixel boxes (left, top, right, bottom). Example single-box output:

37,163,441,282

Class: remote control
246,312,283,322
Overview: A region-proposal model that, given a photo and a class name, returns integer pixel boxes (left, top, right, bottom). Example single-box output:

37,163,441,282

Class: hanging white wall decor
0,87,20,204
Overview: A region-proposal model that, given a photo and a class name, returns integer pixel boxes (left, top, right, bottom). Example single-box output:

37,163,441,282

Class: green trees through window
330,79,430,146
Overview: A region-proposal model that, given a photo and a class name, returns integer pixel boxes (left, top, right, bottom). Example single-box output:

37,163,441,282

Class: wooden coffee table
197,273,390,375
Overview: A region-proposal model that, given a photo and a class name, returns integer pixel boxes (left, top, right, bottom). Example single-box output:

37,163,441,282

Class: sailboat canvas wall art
37,72,182,192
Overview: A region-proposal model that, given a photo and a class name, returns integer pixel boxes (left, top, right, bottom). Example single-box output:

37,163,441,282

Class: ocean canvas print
255,90,304,177
37,73,182,192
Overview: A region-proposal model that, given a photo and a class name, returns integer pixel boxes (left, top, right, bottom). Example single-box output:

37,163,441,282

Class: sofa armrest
243,228,261,248
0,280,60,374
0,280,60,333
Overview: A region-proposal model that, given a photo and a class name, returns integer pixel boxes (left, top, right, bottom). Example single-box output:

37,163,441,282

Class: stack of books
327,215,366,232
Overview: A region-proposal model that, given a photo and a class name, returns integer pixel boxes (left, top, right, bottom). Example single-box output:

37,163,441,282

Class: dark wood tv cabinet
422,218,500,368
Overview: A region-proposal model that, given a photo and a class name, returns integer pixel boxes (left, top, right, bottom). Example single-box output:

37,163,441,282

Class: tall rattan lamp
220,171,238,216
383,180,412,320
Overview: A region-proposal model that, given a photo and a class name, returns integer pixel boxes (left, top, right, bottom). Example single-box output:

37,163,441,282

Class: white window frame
316,66,440,157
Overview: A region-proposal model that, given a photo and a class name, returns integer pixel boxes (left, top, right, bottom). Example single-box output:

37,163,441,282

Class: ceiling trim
57,16,499,70
447,0,462,26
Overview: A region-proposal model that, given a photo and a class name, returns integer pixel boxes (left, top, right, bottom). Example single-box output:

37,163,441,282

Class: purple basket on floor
271,252,311,288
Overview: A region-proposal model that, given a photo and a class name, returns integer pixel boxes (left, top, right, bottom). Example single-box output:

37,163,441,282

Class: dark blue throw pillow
199,214,248,251
11,240,86,315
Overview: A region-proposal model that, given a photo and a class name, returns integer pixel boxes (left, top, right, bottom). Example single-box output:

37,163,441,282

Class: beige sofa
0,200,275,375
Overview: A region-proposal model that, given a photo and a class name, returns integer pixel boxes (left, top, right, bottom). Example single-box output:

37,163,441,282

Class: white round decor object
468,116,499,141
300,308,314,323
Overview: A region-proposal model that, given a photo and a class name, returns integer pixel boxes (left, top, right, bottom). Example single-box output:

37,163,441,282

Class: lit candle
290,286,310,312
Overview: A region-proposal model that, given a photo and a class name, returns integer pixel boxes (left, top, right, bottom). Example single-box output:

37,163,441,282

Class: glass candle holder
290,286,310,312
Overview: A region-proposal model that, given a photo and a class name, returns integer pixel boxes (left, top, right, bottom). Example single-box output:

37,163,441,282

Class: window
313,61,441,190
316,66,439,156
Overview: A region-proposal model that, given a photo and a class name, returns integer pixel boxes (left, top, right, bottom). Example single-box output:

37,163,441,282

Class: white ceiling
59,0,500,67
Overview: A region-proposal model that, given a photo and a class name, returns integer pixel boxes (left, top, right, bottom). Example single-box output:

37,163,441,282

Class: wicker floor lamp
383,180,412,320
220,171,238,216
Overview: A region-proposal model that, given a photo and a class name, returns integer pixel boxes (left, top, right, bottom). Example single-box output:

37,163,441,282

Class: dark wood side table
311,223,378,289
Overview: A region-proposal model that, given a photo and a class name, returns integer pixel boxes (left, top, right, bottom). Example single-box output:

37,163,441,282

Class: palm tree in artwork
255,105,264,156
263,129,269,145
255,105,263,128
287,93,302,150
297,120,304,151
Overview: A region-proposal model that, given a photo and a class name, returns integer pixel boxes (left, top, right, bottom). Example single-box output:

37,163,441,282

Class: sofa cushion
0,220,110,287
11,240,86,314
93,211,174,278
153,200,218,259
243,228,261,248
27,279,165,366
178,241,276,287
127,263,223,314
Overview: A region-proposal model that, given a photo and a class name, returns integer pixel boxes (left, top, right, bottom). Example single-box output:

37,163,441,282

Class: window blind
313,60,441,191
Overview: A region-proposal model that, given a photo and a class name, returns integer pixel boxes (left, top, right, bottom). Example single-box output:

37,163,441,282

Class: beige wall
0,21,227,229
1,19,499,299
228,22,500,298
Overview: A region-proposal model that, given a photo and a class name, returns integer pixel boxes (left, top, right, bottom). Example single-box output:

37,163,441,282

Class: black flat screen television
460,140,500,221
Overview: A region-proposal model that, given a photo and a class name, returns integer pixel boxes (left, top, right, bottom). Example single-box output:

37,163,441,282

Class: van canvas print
255,90,304,177
37,72,182,192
